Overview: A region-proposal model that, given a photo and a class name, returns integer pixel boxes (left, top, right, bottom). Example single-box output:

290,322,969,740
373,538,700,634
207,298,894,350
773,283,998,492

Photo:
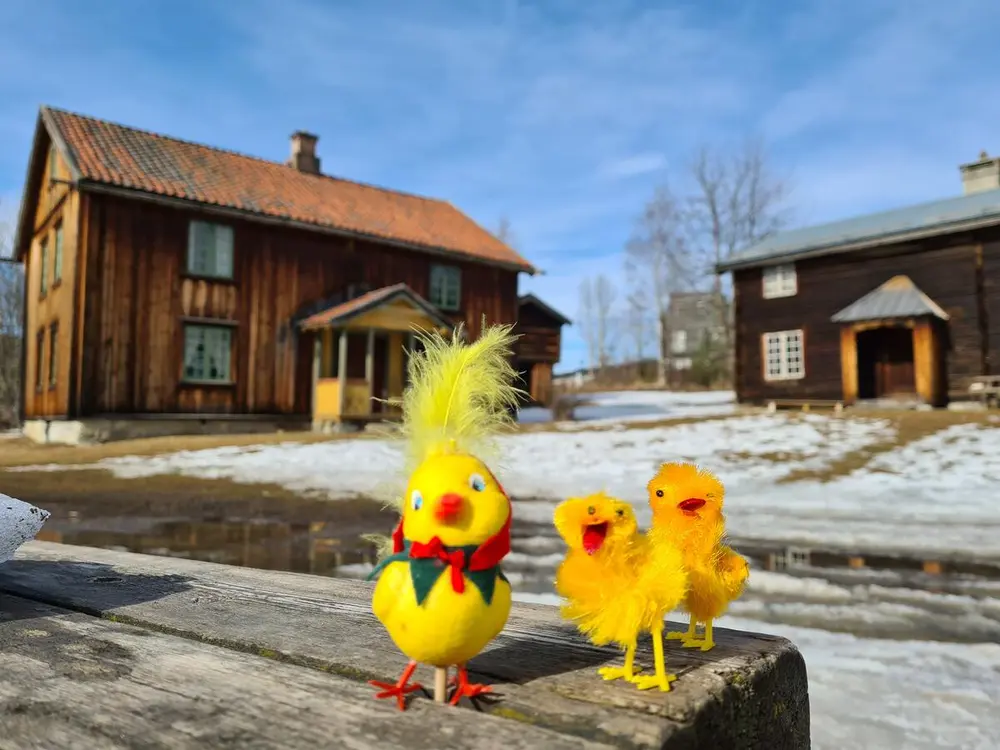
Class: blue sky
2,0,1000,372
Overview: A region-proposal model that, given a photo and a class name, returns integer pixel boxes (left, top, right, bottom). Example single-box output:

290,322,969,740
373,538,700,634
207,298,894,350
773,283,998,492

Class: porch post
839,326,858,405
311,333,321,431
365,328,375,415
337,329,348,418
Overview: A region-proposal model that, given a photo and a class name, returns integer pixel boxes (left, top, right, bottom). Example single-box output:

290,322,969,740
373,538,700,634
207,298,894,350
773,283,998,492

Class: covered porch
832,275,950,407
298,284,454,429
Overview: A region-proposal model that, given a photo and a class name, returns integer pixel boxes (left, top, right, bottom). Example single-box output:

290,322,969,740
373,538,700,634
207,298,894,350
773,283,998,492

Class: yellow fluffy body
554,492,687,690
646,462,750,650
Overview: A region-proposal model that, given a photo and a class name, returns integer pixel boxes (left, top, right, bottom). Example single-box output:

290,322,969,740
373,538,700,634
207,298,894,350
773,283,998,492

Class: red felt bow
390,467,512,592
409,537,469,593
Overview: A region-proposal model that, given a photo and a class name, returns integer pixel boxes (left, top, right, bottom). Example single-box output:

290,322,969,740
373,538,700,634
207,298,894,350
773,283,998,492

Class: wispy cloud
2,0,1000,368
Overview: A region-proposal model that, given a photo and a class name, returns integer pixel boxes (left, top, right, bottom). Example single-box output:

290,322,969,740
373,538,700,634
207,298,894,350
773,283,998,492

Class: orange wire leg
449,664,492,706
369,660,423,711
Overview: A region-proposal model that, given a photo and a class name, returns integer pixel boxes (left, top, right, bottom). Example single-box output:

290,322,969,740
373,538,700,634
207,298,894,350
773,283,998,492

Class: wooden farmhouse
12,106,567,443
718,152,1000,408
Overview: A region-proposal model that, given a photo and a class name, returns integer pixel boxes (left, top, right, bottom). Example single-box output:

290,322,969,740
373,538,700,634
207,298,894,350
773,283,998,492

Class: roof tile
44,107,535,272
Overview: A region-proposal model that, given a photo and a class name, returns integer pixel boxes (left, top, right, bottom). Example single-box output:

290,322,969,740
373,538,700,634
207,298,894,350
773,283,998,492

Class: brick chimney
287,131,321,174
959,150,1000,194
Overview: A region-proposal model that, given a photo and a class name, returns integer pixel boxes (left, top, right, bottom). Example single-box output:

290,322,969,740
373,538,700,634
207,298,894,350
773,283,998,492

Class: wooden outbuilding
718,152,1000,408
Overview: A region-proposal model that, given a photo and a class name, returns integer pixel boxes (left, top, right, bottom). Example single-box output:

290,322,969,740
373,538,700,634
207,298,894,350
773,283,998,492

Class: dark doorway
856,326,915,399
372,333,389,413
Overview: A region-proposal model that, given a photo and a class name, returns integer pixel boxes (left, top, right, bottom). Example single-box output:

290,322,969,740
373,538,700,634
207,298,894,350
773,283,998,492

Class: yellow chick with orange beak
554,492,688,691
646,462,749,652
366,323,524,710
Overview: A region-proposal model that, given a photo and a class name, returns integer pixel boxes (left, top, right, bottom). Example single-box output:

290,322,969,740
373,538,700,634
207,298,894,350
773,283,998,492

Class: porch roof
830,275,951,324
298,283,454,331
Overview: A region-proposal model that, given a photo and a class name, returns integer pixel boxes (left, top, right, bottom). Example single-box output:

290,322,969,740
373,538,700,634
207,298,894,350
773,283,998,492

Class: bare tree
687,137,789,358
0,205,23,427
577,277,599,373
624,184,693,385
592,273,617,369
625,289,648,364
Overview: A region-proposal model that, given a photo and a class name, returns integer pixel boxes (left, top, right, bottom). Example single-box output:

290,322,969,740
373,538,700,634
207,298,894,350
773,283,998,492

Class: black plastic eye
587,506,596,515
655,489,664,498
615,508,624,517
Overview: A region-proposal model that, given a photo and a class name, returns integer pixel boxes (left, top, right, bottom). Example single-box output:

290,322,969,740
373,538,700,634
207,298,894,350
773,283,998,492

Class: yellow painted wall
314,379,341,419
347,299,446,333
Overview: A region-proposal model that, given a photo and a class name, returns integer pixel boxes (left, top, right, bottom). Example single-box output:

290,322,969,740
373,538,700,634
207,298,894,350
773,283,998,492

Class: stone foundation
21,416,311,446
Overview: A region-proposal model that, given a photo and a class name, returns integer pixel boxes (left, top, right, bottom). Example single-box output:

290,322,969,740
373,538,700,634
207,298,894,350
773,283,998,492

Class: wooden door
874,327,915,397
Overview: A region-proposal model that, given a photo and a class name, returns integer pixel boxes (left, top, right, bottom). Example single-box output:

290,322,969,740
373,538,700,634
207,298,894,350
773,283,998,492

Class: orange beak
434,493,465,523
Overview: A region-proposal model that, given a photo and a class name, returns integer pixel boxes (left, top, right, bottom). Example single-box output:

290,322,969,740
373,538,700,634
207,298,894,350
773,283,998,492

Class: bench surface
0,542,810,749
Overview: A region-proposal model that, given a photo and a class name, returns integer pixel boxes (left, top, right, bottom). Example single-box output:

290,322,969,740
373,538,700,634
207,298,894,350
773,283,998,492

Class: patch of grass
780,409,996,483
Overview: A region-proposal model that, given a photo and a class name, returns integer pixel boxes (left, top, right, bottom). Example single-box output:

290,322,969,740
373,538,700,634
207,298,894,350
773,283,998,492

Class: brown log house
718,153,1000,408
12,106,567,443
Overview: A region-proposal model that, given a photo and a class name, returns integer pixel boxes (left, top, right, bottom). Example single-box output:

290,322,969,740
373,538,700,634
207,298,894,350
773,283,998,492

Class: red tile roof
42,106,536,272
298,283,453,331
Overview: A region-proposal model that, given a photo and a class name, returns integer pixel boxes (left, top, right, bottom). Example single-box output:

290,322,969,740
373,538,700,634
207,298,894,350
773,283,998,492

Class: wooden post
365,328,375,416
433,667,448,703
337,330,348,419
839,326,858,405
311,334,321,431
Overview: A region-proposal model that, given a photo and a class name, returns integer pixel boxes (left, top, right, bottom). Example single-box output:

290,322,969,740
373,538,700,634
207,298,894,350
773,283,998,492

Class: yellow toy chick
646,462,750,652
554,492,688,691
366,323,524,710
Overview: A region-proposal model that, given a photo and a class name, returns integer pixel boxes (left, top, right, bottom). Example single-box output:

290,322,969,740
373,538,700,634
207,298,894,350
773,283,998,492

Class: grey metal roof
718,187,1000,272
831,275,950,323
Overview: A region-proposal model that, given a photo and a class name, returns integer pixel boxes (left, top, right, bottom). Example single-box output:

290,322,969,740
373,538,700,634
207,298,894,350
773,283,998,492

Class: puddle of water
36,510,383,577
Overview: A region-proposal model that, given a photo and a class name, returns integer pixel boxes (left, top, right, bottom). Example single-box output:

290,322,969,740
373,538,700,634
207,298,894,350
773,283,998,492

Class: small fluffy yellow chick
554,492,688,691
646,462,750,652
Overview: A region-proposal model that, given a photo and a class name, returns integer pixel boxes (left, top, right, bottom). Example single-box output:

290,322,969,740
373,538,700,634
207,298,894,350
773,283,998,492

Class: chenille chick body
554,492,687,691
646,462,749,652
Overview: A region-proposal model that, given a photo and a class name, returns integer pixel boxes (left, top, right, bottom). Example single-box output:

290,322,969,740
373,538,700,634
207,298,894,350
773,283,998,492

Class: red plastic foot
448,665,492,706
369,661,423,711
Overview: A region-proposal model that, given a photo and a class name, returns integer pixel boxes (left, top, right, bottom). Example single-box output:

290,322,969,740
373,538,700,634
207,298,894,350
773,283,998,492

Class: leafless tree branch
623,183,694,384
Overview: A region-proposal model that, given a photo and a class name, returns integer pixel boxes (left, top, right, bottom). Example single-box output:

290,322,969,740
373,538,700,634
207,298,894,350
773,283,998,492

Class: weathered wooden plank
0,542,810,750
0,594,607,750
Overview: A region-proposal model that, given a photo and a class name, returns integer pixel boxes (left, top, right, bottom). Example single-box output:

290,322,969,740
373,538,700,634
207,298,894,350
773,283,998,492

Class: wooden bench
0,542,810,749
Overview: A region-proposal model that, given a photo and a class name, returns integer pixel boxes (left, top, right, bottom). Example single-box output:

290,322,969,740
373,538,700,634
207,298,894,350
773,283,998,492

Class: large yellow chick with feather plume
554,492,688,691
366,323,524,710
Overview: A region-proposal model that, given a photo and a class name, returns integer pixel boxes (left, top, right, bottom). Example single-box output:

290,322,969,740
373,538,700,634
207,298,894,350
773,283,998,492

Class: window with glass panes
763,330,805,381
40,238,49,296
187,221,234,279
183,324,233,382
53,222,64,283
429,264,461,310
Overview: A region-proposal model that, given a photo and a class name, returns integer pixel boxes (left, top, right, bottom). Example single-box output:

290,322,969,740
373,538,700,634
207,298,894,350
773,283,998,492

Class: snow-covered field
518,388,736,426
6,390,1000,748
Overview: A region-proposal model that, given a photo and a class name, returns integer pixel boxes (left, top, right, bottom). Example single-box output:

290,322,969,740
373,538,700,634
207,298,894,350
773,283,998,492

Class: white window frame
763,329,805,381
429,264,461,311
39,237,49,296
671,329,688,354
187,221,234,280
53,222,64,283
182,324,234,384
762,263,797,299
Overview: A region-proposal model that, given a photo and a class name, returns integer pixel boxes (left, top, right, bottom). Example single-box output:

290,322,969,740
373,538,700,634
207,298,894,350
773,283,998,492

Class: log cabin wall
514,302,562,362
733,236,988,403
77,194,520,417
22,143,80,419
982,239,1000,373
